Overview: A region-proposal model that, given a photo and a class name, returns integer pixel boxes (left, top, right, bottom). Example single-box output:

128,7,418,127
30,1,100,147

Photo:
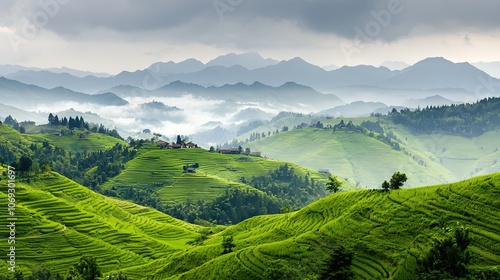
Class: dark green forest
388,97,500,137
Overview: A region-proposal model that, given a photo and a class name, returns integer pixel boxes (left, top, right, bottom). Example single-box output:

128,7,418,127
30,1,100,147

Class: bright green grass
0,123,126,153
1,165,499,279
141,172,500,280
245,127,455,188
104,148,331,204
235,115,377,145
26,131,127,153
391,127,500,180
0,168,202,277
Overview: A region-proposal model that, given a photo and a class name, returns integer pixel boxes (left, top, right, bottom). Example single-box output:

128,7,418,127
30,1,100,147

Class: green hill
387,127,500,180
144,172,500,279
1,167,499,279
0,167,202,278
25,129,127,153
0,123,126,154
104,146,332,204
244,127,455,188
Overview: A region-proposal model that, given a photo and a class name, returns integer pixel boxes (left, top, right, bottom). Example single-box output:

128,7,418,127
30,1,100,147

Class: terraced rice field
0,168,201,277
1,163,499,279
26,131,127,153
146,172,500,279
104,147,330,203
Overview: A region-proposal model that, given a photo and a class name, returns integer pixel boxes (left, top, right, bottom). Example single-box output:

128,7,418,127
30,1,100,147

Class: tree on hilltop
381,172,407,191
326,176,342,193
389,171,407,189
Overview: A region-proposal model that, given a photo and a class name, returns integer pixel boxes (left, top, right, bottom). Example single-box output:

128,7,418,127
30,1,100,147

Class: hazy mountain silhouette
207,53,278,70
4,55,500,103
0,77,128,108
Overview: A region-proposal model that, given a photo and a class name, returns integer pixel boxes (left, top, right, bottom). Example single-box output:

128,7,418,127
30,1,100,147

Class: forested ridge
388,97,500,137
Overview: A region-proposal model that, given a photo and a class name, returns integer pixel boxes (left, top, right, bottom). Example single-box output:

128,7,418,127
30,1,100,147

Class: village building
220,148,240,154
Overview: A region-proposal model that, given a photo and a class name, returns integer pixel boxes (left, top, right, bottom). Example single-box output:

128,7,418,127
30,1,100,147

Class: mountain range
0,77,127,108
3,55,499,103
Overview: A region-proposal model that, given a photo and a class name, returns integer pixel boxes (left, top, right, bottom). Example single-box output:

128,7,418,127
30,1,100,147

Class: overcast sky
1,0,499,74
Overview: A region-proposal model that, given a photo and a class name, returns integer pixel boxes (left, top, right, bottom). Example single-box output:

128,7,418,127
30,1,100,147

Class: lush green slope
26,130,127,153
0,123,126,154
387,125,500,180
104,146,331,204
1,166,499,279
146,172,500,280
0,167,202,278
245,127,455,188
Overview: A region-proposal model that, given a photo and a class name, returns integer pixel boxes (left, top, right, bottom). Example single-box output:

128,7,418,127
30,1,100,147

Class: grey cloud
4,0,500,43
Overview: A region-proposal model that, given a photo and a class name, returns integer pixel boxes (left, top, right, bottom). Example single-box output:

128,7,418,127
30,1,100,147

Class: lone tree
389,171,407,190
67,256,101,280
381,180,390,191
221,235,236,254
18,155,33,173
326,176,342,193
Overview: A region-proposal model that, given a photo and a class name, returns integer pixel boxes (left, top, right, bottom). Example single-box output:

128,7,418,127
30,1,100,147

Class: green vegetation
67,256,102,280
104,148,331,224
389,97,500,137
1,123,332,226
0,167,200,279
25,131,127,154
326,176,343,193
142,172,500,279
417,227,471,279
382,171,408,191
245,127,453,188
1,166,500,279
221,235,236,254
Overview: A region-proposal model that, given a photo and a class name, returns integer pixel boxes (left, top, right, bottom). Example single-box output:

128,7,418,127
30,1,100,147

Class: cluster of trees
381,172,408,191
47,113,122,140
221,235,235,254
246,164,327,210
3,115,26,133
48,113,89,130
0,137,136,191
360,120,403,151
360,120,384,134
261,241,354,280
165,188,281,224
414,226,500,279
388,97,500,137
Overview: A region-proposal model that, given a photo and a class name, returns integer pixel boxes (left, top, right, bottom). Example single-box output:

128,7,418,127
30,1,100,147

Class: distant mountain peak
413,57,455,67
207,52,278,70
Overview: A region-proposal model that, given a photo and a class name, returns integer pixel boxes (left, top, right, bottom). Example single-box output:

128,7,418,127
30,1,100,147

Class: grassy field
0,167,202,277
1,166,499,279
245,127,455,188
0,123,126,154
142,172,500,280
104,146,332,204
26,130,127,153
389,125,500,180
